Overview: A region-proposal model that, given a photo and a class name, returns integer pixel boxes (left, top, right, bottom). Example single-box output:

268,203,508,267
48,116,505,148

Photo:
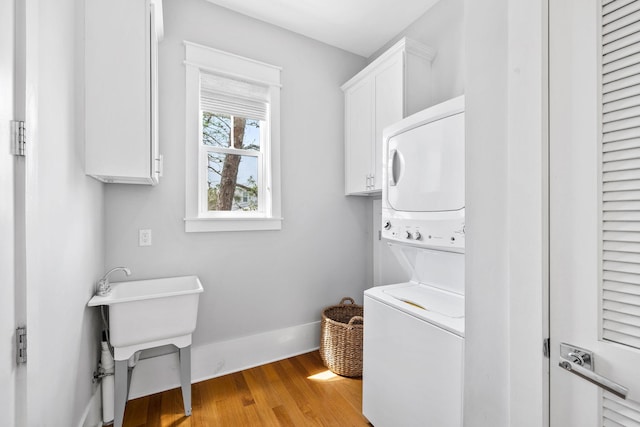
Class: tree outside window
202,112,261,212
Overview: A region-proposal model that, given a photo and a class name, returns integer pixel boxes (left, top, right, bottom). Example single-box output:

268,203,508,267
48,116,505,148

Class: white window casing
184,41,282,232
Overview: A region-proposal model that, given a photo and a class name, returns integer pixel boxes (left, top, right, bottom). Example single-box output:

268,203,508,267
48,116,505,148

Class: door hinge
543,337,550,359
11,120,26,156
155,154,164,177
16,326,27,365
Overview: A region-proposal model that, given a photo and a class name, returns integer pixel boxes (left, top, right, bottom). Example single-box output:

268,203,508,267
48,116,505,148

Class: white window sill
184,216,283,232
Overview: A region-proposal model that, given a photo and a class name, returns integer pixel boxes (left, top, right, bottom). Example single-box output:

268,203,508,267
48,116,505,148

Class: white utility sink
88,275,203,427
88,275,203,359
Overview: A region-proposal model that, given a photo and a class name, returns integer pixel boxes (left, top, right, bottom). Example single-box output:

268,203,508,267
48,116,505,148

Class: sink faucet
96,267,132,296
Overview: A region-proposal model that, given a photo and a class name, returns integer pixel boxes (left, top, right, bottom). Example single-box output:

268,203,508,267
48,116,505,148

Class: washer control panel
382,216,465,252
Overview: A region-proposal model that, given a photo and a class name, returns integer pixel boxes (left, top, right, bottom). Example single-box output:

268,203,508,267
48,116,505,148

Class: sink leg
127,365,134,401
114,359,129,427
179,345,192,416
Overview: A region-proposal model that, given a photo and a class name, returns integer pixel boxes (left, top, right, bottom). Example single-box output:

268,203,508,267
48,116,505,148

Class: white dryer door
387,112,464,212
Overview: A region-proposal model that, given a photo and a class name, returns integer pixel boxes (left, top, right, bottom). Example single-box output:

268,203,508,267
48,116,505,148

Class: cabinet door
149,1,160,182
85,0,159,184
344,78,374,195
374,57,403,191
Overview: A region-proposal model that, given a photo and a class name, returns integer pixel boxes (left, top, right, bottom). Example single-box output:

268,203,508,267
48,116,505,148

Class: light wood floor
122,351,372,426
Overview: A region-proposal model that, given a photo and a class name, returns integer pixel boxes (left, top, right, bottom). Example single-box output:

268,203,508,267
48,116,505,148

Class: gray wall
370,0,464,106
104,0,369,346
370,1,465,285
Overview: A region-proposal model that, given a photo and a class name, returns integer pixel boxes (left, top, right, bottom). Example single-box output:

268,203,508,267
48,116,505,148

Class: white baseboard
128,320,321,399
79,387,103,427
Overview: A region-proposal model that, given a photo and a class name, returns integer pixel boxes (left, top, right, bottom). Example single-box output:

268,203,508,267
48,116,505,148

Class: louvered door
550,0,640,425
602,0,640,351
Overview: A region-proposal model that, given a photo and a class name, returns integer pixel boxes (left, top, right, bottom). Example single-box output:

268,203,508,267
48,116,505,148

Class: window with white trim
184,42,282,232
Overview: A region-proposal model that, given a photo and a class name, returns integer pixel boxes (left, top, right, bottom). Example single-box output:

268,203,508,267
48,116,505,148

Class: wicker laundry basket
319,297,364,377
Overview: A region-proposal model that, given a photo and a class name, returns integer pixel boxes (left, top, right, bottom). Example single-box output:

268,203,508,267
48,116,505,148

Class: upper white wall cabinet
342,37,435,195
85,0,164,184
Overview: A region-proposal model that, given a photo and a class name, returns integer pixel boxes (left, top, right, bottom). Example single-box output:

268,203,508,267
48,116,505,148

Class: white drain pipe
100,341,115,425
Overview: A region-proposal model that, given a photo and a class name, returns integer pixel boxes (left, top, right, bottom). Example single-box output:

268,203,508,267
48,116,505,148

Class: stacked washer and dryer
363,95,465,427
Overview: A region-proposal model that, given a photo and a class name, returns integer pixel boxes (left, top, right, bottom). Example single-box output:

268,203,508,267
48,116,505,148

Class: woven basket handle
347,316,364,326
339,297,356,305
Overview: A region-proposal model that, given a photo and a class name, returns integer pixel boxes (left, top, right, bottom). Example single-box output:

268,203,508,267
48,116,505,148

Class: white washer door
363,295,464,427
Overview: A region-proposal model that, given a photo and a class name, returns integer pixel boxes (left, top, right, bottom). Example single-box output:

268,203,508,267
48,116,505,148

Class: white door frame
1,1,29,425
464,0,550,425
506,0,550,424
0,0,17,423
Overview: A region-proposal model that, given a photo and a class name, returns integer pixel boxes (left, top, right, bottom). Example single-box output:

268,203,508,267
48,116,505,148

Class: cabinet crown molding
341,37,436,91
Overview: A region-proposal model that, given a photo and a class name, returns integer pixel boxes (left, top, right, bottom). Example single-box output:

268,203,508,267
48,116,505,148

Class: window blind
200,72,268,121
601,0,640,351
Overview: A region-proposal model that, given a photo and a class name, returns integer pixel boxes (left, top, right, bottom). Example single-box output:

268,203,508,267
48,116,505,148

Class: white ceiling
205,0,441,58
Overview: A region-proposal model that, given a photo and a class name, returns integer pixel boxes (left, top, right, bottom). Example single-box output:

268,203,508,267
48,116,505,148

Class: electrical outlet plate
139,229,152,246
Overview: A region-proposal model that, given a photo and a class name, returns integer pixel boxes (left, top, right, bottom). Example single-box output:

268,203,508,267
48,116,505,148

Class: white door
550,0,640,424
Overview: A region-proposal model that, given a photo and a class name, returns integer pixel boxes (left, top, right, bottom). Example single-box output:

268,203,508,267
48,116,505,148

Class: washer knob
384,220,392,230
414,231,422,240
405,231,412,239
